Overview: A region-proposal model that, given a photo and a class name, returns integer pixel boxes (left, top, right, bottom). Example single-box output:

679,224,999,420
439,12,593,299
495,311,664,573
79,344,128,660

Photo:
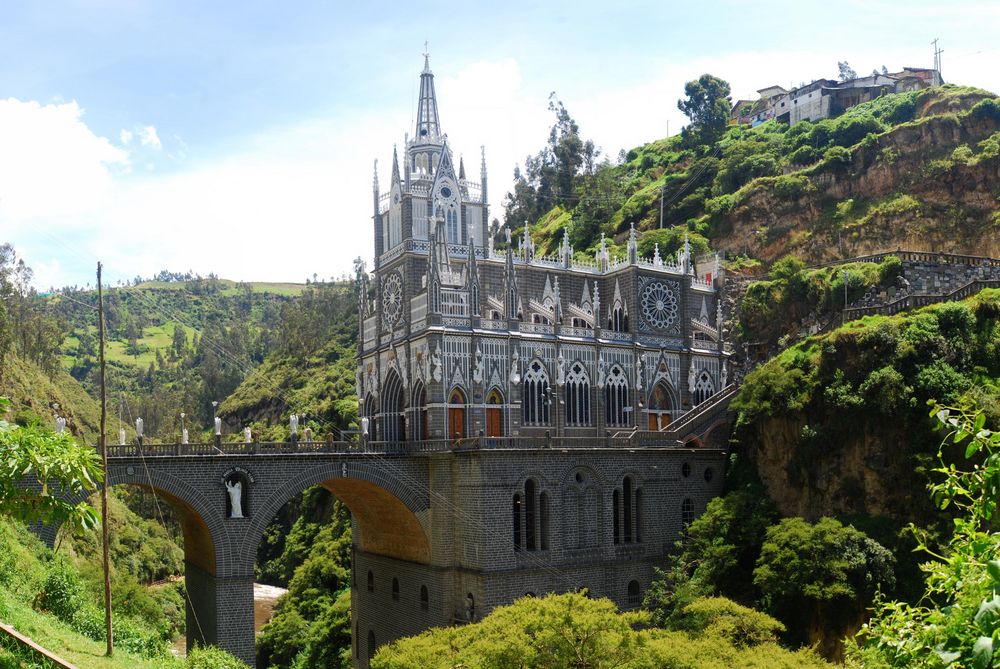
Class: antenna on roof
931,38,943,78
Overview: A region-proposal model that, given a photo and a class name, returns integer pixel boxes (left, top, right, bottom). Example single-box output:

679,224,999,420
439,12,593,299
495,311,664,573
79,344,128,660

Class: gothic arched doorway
485,388,503,437
411,382,429,441
647,382,674,431
448,388,467,440
381,371,406,442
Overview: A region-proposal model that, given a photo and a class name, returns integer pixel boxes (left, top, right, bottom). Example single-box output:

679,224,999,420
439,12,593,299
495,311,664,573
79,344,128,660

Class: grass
132,279,305,297
0,590,178,669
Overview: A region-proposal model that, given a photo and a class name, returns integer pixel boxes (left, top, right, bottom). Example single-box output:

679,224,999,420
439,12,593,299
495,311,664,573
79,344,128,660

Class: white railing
521,322,554,335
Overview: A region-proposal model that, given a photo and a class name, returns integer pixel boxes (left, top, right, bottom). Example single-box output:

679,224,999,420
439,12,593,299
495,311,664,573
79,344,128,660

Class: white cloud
0,98,127,222
120,128,133,145
138,125,161,150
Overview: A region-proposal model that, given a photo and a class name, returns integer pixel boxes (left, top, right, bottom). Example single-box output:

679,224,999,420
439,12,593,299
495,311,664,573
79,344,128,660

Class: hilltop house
733,67,943,127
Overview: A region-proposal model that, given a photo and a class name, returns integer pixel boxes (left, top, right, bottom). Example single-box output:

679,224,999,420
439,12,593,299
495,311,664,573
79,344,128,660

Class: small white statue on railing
135,417,144,440
721,362,728,388
290,414,299,437
226,479,244,518
214,416,222,436
244,427,252,443
303,426,313,443
182,428,189,445
119,427,126,446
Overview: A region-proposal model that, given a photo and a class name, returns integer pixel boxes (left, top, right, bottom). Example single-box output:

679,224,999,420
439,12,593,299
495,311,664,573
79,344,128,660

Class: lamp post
842,269,849,324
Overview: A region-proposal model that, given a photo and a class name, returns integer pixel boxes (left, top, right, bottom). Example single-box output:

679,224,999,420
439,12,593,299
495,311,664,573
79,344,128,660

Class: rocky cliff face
718,111,1000,263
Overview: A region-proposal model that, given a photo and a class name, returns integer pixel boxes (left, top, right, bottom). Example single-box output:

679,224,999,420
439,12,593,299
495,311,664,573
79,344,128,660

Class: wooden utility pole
97,262,113,656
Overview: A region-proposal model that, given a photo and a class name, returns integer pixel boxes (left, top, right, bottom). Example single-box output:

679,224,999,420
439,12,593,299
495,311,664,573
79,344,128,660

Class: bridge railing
106,430,714,458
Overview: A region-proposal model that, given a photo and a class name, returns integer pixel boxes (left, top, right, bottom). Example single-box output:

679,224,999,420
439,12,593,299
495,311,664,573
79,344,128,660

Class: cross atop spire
415,50,441,140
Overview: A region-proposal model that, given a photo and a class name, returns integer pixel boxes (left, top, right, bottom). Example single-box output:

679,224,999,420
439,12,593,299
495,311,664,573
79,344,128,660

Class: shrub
823,145,851,167
675,597,785,647
789,145,819,165
34,558,83,623
187,645,252,669
970,97,1000,124
831,113,885,148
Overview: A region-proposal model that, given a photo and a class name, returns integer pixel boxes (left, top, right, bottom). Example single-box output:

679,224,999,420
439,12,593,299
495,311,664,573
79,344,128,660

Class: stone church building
351,55,729,667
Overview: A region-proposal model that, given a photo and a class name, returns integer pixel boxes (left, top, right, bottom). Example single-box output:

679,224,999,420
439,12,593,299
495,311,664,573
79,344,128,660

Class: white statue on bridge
226,479,244,518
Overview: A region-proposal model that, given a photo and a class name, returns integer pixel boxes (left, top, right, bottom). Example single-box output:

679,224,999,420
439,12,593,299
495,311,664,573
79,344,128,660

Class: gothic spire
372,159,379,216
391,145,400,185
415,51,441,141
458,155,466,180
480,145,488,206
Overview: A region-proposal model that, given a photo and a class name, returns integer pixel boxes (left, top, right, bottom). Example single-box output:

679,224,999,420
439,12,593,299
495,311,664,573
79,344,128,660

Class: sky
1,0,998,290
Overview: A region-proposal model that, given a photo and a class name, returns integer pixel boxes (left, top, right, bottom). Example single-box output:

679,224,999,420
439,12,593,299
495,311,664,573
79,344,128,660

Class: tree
0,397,102,532
677,74,732,148
753,516,894,655
838,61,858,82
372,591,831,669
502,94,598,229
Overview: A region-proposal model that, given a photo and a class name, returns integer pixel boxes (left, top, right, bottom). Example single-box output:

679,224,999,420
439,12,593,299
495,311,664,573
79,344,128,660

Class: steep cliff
731,288,1000,522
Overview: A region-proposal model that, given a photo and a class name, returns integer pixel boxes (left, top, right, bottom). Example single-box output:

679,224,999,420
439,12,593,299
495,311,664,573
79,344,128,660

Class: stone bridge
35,403,736,667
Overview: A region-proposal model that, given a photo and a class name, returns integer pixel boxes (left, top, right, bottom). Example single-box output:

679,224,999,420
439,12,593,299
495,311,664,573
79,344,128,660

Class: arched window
682,498,694,526
448,388,467,440
604,365,630,427
512,493,522,551
609,305,629,332
367,630,376,660
623,476,633,543
486,388,504,438
363,394,378,441
446,206,459,243
694,369,715,405
355,622,359,658
420,585,429,611
612,489,621,544
522,360,550,425
367,570,374,592
565,362,591,426
391,577,400,601
539,491,550,551
627,580,641,606
635,488,643,543
514,479,547,552
647,381,674,431
411,383,428,441
525,478,537,551
381,371,405,442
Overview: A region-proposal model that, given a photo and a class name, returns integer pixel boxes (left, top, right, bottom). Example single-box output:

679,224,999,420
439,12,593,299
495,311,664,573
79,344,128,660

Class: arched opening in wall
62,483,214,656
694,369,715,405
682,498,695,526
623,476,633,543
512,493,522,551
647,381,674,431
565,362,591,426
627,580,641,607
411,383,428,441
420,585,429,611
524,479,537,551
604,365,630,427
381,371,406,442
485,388,504,437
448,388,467,440
522,360,550,426
367,630,376,661
364,394,378,441
254,474,432,668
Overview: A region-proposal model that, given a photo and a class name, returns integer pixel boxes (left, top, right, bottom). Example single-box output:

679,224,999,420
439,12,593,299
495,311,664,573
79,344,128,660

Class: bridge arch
241,460,431,567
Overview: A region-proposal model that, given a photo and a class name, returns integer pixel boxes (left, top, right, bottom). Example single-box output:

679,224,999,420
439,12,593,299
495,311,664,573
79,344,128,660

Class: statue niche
224,472,251,519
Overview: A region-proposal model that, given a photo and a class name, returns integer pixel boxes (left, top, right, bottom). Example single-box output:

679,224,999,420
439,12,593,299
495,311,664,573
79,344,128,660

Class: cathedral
359,55,729,444
351,55,729,667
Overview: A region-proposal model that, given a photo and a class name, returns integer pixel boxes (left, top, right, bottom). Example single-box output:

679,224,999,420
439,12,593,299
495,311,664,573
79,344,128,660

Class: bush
970,97,1000,124
823,145,851,167
186,645,252,669
34,559,84,623
675,597,785,647
831,113,885,148
789,145,819,165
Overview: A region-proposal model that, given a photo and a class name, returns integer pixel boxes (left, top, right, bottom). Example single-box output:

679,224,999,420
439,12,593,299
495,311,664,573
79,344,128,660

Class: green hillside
511,85,1000,266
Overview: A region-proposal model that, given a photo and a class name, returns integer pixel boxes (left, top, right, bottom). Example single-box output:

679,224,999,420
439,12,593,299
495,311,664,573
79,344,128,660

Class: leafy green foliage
372,592,830,669
0,396,102,532
185,645,251,669
852,403,1000,668
754,517,894,650
678,74,732,148
256,498,352,669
